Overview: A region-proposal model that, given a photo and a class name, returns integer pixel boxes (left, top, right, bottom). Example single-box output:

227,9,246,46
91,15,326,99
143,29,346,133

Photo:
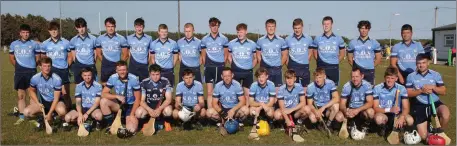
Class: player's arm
130,90,140,116
198,95,205,109
224,47,229,64
149,53,155,64
121,47,129,61
9,54,16,66
67,51,73,67
157,90,172,113
212,97,221,113
101,86,119,100
281,49,288,65
338,48,345,62
374,52,382,67
406,87,422,98
227,51,232,65
339,98,348,115
232,95,246,112
139,89,154,112
291,95,307,112
312,49,318,61
248,97,261,107
175,95,182,109
96,48,103,62
48,90,62,116
256,50,262,66
320,91,340,111
390,57,404,83
400,98,410,116
200,48,206,65
432,85,446,95
347,52,354,67
372,99,387,113
356,95,374,112
173,53,179,67
278,99,290,123
28,87,40,105
252,51,258,68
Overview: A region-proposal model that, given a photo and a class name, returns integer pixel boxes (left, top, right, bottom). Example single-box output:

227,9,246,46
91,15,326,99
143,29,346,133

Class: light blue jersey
30,73,62,102
213,80,244,109
391,41,425,73
95,33,129,63
312,33,346,66
149,38,179,69
106,73,141,105
277,83,305,109
373,82,408,111
306,79,337,107
177,37,202,67
227,38,257,70
347,37,381,69
201,33,229,67
256,35,287,67
406,70,444,104
341,80,373,108
69,34,97,65
9,39,40,70
75,81,102,109
285,34,313,66
41,38,71,69
249,80,276,103
176,81,204,107
126,34,152,65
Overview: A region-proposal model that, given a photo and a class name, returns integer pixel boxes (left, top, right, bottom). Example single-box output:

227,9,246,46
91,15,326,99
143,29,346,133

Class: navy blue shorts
51,67,70,84
233,70,253,88
361,69,375,86
71,64,98,84
101,65,116,83
411,99,444,125
161,69,175,87
41,96,64,114
14,71,36,90
288,65,310,87
204,66,223,84
321,66,339,86
266,66,283,87
129,63,149,81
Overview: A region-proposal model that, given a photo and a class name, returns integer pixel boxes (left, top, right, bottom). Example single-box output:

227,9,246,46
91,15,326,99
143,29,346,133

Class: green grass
1,52,455,145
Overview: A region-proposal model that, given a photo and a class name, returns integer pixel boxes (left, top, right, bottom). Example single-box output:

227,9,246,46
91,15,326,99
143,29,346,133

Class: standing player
227,23,258,106
64,68,103,131
23,58,67,131
96,17,129,86
206,67,249,130
173,69,206,130
70,17,98,84
335,68,374,132
201,17,229,110
284,18,313,88
249,67,276,121
307,67,341,128
406,54,449,141
9,24,41,125
256,19,288,89
135,64,173,131
390,24,424,85
347,20,381,85
177,23,203,82
373,67,414,137
311,16,346,85
149,24,179,86
100,61,141,133
126,18,153,81
41,21,72,111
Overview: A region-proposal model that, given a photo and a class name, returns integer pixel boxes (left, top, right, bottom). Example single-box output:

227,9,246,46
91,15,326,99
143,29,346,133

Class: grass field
1,52,455,145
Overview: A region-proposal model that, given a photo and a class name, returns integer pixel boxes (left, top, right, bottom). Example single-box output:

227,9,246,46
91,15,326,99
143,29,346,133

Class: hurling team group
8,15,450,144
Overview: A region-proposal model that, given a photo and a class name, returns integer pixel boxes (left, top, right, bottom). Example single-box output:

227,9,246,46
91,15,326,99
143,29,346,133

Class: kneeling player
307,67,341,129
336,68,374,132
249,67,276,121
207,67,249,132
100,61,141,133
373,67,413,137
23,58,67,131
64,67,103,131
172,69,206,130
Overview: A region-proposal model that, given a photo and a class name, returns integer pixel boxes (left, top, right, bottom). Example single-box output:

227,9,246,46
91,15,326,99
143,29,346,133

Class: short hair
48,21,60,30
222,67,232,73
134,18,145,26
75,17,87,28
357,20,371,29
351,67,364,75
182,69,194,76
184,23,194,29
401,24,413,32
322,16,333,24
292,18,303,27
236,23,247,31
313,67,326,76
148,64,162,73
80,67,93,75
416,53,429,62
284,70,296,79
384,66,398,77
265,19,276,26
104,17,116,26
209,17,221,26
158,24,168,30
19,24,31,32
255,67,269,77
39,57,52,66
115,60,128,68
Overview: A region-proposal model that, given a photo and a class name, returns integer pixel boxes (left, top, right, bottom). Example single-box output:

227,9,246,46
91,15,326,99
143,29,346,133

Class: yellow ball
257,120,270,136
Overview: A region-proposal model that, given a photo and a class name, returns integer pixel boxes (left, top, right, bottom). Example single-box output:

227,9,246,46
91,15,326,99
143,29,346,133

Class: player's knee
162,106,172,117
64,113,72,122
273,110,283,121
406,115,414,126
92,112,103,121
135,108,144,119
309,114,317,123
366,108,375,119
303,106,312,115
335,112,344,122
375,114,386,125
100,98,110,108
199,108,207,118
56,107,67,117
249,107,258,116
23,107,32,117
266,108,274,118
172,109,179,119
331,103,339,112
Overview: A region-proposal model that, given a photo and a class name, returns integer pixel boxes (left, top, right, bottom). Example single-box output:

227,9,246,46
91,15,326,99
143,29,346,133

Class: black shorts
51,67,70,84
129,63,149,81
411,99,444,125
452,53,456,58
361,69,375,86
41,96,64,114
14,71,36,90
71,64,97,84
321,66,339,86
266,66,283,87
399,70,411,86
101,65,116,83
233,69,253,88
288,65,310,87
121,104,134,118
161,69,175,87
204,66,223,84
179,66,202,83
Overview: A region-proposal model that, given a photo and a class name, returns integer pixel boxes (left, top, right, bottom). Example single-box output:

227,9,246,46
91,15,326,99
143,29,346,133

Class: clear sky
1,1,455,39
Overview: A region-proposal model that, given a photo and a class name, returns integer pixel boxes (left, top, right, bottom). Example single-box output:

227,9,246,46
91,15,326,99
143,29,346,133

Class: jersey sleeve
236,84,244,97
69,38,76,50
373,40,381,53
399,86,408,99
132,79,141,91
268,84,277,97
330,82,337,93
34,42,41,54
338,36,346,49
172,42,179,54
248,84,256,97
277,88,284,100
175,84,183,97
149,41,156,54
39,43,46,54
65,41,71,52
281,39,288,51
405,74,414,89
95,37,102,48
120,36,129,48
372,87,380,100
340,84,351,99
297,85,305,96
417,43,425,53
306,86,314,99
212,85,220,98
256,40,262,51
9,42,15,54
74,85,82,98
200,39,207,49
95,85,102,98
197,84,204,96
53,77,62,91
30,76,38,88
106,76,115,89
310,38,318,49
347,41,355,53
390,45,398,57
434,73,445,87
223,37,229,48
365,85,374,96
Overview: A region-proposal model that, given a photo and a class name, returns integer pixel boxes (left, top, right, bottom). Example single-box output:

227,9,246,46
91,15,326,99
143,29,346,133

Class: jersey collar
314,81,326,89
134,33,145,40
223,80,233,89
351,81,362,90
382,82,397,91
236,38,248,45
294,33,305,41
402,40,414,47
185,81,195,89
84,80,94,89
210,33,220,40
51,37,62,44
322,33,336,39
19,39,30,44
78,33,89,41
358,36,370,44
159,38,170,45
258,82,267,89
185,37,195,44
286,84,295,93
266,35,277,42
416,69,430,77
41,72,52,81
106,33,117,39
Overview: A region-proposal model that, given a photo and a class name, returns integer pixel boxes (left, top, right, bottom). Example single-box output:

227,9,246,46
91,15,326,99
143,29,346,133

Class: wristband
384,108,391,113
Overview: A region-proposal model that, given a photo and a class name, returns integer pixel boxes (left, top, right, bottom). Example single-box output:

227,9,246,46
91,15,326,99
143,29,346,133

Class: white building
432,23,456,60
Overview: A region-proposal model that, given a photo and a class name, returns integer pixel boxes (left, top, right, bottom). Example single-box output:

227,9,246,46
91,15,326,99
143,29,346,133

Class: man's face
416,59,429,72
19,30,30,40
351,71,364,87
183,74,195,86
285,77,296,86
135,25,144,35
149,71,161,82
82,71,93,83
237,29,247,40
76,26,87,35
210,23,219,34
48,29,59,38
384,75,398,87
359,26,369,38
184,27,194,39
266,23,276,35
158,29,168,39
293,25,303,36
40,63,51,75
257,74,268,85
105,22,116,35
116,65,128,79
322,20,333,33
221,70,233,84
401,30,412,41
314,74,326,86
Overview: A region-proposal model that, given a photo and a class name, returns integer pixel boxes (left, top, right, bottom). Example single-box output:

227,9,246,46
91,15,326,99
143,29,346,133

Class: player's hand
285,118,293,127
175,102,182,110
394,115,405,129
227,109,235,119
151,109,161,118
116,95,126,104
194,104,202,112
77,114,84,125
316,108,324,120
346,109,355,118
39,104,45,109
45,113,52,121
390,106,400,115
284,108,294,115
62,87,67,95
83,113,89,121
